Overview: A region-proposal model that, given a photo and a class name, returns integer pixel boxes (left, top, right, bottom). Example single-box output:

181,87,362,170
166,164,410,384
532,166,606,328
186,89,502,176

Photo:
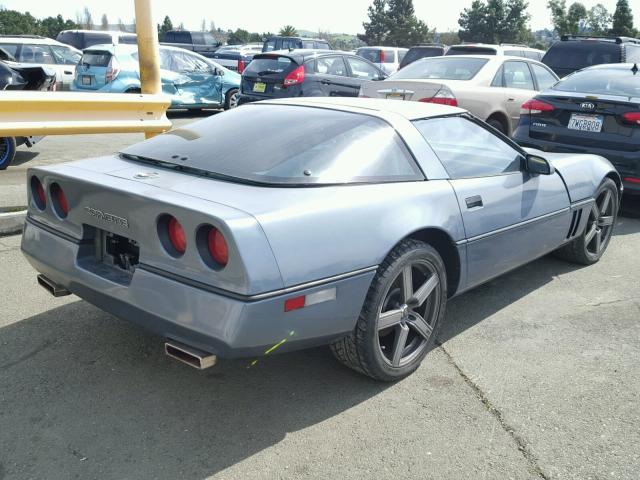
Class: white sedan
359,55,559,136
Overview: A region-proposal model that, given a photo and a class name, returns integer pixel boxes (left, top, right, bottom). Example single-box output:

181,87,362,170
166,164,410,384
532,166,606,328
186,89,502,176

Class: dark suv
399,44,447,69
239,50,386,105
542,35,640,78
262,36,331,52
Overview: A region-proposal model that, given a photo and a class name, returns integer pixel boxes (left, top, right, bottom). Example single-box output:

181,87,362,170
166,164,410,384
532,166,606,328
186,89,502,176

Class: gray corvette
21,98,621,381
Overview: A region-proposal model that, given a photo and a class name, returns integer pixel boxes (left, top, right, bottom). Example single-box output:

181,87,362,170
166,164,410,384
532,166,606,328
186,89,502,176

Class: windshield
244,56,296,76
543,42,621,70
81,51,112,67
553,67,640,98
401,47,444,66
121,105,422,185
390,57,488,80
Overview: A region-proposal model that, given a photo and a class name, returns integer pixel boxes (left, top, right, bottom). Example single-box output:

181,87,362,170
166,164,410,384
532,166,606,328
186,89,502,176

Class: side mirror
525,154,555,175
212,67,224,76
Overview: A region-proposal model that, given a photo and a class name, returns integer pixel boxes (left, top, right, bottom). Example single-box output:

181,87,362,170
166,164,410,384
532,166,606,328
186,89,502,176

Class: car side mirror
212,67,224,76
525,154,555,175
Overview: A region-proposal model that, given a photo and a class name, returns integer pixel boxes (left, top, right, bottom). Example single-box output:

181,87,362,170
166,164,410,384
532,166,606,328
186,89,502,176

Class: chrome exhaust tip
164,341,217,370
37,274,71,297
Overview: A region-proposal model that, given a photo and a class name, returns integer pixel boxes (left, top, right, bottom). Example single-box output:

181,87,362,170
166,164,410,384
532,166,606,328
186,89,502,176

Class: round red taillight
31,176,46,210
167,216,186,254
208,227,228,267
50,183,69,218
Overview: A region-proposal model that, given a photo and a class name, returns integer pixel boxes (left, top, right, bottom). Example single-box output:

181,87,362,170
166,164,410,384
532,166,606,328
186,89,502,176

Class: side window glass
383,49,395,63
264,40,276,52
531,63,557,91
17,45,55,64
158,49,172,70
0,44,19,58
414,117,522,178
50,45,80,65
346,56,380,80
302,40,314,49
491,65,504,87
316,56,347,76
626,45,640,63
503,61,535,90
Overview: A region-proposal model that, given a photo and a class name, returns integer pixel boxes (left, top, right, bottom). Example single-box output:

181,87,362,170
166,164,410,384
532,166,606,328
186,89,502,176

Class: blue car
72,44,240,110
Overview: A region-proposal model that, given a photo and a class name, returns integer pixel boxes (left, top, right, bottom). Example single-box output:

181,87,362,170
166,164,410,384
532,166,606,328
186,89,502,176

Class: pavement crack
437,342,551,480
585,298,637,307
0,340,54,372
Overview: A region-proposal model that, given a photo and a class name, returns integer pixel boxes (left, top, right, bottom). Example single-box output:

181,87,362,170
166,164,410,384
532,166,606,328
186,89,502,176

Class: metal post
134,0,162,138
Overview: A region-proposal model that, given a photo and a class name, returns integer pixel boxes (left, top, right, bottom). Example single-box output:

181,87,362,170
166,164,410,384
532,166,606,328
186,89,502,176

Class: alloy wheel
585,188,615,256
377,261,441,367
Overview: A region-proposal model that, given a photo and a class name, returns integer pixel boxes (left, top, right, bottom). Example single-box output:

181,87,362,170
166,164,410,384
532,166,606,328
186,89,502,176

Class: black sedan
514,63,640,195
238,50,386,105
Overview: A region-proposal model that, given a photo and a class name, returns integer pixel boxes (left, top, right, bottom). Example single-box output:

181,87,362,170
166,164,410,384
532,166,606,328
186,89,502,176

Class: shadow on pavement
0,301,389,479
10,150,39,167
167,109,221,120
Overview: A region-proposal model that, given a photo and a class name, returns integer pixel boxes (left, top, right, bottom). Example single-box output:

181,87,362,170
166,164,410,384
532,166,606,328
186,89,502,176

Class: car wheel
0,137,16,170
330,239,447,381
555,178,618,265
225,89,239,110
487,118,506,135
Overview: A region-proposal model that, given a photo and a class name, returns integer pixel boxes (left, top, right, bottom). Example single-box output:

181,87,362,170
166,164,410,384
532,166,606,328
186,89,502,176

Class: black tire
330,239,447,381
224,89,239,110
487,117,507,135
555,178,618,265
125,88,141,94
0,137,16,170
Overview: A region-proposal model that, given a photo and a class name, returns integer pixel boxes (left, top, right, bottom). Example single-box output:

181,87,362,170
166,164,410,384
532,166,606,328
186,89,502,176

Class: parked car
160,30,219,58
211,43,262,72
399,44,447,70
56,30,137,50
0,35,81,90
262,36,331,52
239,50,386,105
356,46,408,74
0,56,55,169
514,63,640,195
72,44,241,110
359,55,558,135
542,35,640,78
22,97,620,381
447,43,545,61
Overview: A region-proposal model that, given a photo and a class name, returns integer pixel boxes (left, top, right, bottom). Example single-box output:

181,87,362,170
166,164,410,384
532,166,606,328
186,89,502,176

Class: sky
5,0,640,34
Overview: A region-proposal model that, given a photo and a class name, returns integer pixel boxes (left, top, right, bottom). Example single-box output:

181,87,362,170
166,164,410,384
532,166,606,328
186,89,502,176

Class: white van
355,46,409,74
446,43,546,61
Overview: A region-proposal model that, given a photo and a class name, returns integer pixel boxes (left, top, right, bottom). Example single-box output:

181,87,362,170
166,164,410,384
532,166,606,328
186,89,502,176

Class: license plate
253,82,266,93
386,93,405,100
81,75,91,86
568,114,603,133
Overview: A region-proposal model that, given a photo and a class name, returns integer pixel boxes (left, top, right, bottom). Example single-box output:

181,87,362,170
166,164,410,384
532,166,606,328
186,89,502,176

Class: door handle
465,195,483,209
507,97,516,102
64,70,73,75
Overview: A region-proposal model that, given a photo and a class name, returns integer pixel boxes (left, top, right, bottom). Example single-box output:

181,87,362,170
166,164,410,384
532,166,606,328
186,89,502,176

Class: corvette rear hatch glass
121,105,422,185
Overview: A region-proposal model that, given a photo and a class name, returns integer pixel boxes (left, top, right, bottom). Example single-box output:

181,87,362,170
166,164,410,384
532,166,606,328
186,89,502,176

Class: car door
344,55,384,96
529,62,558,91
314,55,354,97
168,49,222,104
50,45,80,90
500,60,538,130
414,115,571,288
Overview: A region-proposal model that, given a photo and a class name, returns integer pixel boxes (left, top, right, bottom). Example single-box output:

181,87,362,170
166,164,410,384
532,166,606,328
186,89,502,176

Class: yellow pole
134,0,162,138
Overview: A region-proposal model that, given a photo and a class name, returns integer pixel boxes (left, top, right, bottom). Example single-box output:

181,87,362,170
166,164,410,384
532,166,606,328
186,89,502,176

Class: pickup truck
160,30,219,58
210,44,263,72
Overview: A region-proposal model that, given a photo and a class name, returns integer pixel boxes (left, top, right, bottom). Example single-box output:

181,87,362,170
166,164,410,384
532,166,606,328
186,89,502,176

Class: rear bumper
514,128,640,195
21,218,375,358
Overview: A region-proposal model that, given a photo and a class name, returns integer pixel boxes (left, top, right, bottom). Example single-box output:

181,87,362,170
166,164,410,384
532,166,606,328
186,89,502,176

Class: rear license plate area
77,227,139,285
81,75,91,86
567,114,603,133
386,93,405,100
253,82,266,93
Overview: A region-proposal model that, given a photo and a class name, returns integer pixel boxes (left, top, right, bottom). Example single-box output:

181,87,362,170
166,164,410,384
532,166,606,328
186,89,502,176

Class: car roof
0,36,75,49
357,46,407,50
59,29,135,36
583,62,640,71
449,43,544,52
258,49,353,61
255,97,465,121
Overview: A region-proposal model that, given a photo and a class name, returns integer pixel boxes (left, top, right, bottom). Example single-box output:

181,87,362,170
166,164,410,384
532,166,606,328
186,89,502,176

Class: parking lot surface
1,112,639,480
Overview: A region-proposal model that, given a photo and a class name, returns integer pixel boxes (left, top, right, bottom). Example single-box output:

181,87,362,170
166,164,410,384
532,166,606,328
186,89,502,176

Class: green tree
586,4,612,35
611,0,635,37
385,0,434,46
100,14,109,31
39,14,78,38
459,0,531,43
158,15,173,37
0,9,40,35
548,0,587,35
279,25,297,36
228,28,250,44
359,0,390,45
438,31,461,45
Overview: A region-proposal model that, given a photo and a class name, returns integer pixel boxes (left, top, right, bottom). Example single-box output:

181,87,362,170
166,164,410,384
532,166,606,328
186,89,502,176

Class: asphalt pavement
1,111,639,480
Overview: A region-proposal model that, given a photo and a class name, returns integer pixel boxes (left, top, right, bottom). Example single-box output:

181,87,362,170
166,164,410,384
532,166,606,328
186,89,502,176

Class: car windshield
121,105,422,185
553,67,640,98
81,51,112,67
245,56,295,76
390,57,488,80
357,48,382,63
402,47,443,66
542,42,621,70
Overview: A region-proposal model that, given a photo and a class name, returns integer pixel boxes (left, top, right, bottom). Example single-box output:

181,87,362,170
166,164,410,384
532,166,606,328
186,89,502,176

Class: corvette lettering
84,207,129,228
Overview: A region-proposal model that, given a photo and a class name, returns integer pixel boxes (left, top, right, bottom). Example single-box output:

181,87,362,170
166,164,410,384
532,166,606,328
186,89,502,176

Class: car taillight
237,59,246,74
207,227,228,267
521,99,554,115
624,177,640,184
30,176,46,210
379,50,385,63
105,57,120,83
158,215,186,257
622,112,640,125
283,65,305,86
419,88,457,107
284,288,336,312
50,183,69,218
